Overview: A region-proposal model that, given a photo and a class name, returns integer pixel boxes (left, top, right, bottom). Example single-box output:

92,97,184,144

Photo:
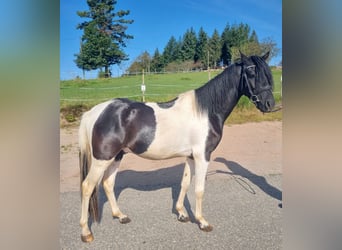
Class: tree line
127,23,279,74
73,1,279,78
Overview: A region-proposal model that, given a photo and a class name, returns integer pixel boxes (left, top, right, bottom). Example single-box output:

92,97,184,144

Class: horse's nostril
266,100,271,110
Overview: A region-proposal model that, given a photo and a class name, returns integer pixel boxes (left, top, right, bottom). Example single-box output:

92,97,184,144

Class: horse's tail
79,116,100,223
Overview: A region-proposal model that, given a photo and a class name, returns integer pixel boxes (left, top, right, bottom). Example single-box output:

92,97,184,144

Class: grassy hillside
60,69,282,125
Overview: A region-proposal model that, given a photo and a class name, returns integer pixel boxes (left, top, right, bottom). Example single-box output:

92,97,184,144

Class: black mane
194,63,241,120
250,56,274,89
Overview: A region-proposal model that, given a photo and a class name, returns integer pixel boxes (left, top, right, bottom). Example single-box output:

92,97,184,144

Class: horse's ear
262,51,270,61
240,50,248,63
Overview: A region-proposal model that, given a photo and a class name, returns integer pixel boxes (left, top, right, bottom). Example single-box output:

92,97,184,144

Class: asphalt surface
60,167,282,249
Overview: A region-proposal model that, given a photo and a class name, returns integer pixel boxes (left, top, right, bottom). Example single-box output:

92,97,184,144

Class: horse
78,51,275,242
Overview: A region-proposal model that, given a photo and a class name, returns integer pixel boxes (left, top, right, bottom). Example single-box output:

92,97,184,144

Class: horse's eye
247,66,255,76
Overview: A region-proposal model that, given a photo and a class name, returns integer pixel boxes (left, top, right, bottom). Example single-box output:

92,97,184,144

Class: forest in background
127,23,280,74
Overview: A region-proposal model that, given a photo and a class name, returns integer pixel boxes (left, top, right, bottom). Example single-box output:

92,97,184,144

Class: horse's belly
138,138,192,160
137,122,206,160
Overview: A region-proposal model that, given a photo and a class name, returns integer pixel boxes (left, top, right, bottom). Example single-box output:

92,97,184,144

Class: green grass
60,71,222,107
60,69,282,125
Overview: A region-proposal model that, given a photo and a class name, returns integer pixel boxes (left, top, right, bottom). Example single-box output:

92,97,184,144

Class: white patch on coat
139,90,209,160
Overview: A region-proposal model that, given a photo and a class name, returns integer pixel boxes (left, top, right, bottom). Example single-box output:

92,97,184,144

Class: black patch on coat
204,115,223,161
121,102,157,154
92,99,156,160
157,97,178,109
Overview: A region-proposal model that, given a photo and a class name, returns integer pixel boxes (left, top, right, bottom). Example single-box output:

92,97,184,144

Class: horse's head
240,51,275,113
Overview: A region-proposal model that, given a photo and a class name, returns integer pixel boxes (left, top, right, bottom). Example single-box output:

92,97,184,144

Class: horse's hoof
81,233,94,243
178,215,190,223
199,224,213,232
119,216,131,224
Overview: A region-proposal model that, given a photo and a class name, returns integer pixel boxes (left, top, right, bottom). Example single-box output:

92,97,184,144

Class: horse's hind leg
80,158,111,242
102,151,131,224
176,157,194,222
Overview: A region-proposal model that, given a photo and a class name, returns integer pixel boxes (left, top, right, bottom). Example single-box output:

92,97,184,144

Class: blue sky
60,0,282,80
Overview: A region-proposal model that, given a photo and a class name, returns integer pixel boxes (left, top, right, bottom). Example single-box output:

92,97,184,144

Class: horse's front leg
176,157,194,222
194,156,213,232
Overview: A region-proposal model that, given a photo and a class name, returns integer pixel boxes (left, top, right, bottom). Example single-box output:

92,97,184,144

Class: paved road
60,166,282,249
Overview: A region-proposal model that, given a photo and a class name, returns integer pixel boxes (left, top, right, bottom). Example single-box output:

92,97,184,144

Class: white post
141,69,146,102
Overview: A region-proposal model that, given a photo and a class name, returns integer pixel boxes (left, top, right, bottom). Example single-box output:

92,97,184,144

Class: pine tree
221,23,252,65
180,28,197,61
249,30,259,44
221,23,231,66
174,37,183,62
195,27,209,67
209,29,221,68
162,36,179,65
75,0,133,78
151,48,163,72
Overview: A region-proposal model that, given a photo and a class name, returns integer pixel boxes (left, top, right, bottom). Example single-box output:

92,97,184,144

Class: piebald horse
79,52,275,242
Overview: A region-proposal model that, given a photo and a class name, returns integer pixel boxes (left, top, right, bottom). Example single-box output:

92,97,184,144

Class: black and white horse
79,52,275,242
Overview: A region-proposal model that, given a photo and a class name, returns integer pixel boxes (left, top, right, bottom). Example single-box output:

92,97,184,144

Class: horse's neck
214,86,241,128
195,67,242,127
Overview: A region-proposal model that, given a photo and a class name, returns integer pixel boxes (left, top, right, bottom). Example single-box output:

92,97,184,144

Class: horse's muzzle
266,104,282,113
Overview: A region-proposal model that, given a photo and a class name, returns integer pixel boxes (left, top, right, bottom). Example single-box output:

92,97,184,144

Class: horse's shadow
96,158,282,224
213,157,282,205
97,163,196,223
